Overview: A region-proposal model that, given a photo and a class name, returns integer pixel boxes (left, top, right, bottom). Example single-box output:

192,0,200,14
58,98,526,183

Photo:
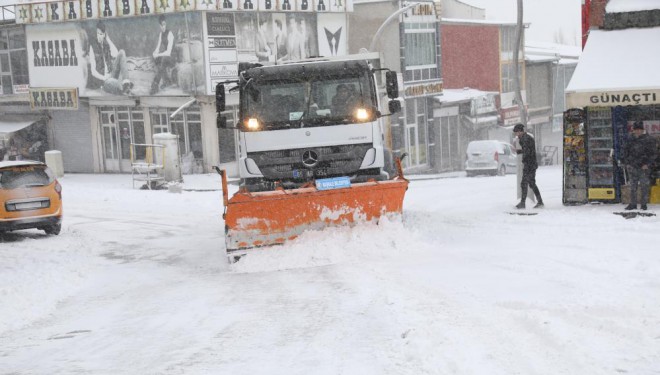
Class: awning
565,26,660,108
463,114,499,128
0,120,38,135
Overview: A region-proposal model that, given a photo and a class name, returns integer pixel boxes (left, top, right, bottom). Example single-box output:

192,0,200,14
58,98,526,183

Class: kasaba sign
29,87,79,110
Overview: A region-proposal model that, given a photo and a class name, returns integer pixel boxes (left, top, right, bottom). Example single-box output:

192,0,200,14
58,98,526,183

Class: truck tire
240,178,271,192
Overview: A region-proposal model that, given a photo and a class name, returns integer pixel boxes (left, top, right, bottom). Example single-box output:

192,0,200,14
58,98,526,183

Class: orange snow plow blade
217,166,408,253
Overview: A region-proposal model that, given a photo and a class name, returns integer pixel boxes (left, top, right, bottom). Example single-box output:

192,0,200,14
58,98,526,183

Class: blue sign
315,176,351,191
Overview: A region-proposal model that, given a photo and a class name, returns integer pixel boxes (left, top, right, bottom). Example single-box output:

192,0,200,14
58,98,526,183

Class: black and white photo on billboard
26,13,205,97
196,0,216,10
317,13,346,57
234,12,317,64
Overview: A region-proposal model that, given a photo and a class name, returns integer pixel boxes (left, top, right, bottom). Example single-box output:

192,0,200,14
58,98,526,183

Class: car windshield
243,74,375,130
0,165,54,189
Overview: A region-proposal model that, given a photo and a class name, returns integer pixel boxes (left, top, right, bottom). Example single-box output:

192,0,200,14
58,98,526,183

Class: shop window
150,106,204,174
0,29,7,50
151,111,169,134
10,50,28,85
404,30,436,70
0,53,8,72
7,28,25,50
100,106,147,172
501,62,523,94
0,26,27,95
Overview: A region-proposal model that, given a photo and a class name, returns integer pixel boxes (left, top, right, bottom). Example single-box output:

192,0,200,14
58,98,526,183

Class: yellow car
0,160,62,235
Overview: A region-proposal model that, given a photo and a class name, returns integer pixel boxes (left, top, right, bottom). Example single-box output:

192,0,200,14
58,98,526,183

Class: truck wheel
240,178,269,192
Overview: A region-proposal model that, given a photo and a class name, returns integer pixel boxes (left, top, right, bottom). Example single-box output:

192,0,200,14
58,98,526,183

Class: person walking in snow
622,121,657,211
513,123,543,209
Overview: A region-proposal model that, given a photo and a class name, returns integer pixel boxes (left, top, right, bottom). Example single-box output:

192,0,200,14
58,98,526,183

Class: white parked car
465,140,517,177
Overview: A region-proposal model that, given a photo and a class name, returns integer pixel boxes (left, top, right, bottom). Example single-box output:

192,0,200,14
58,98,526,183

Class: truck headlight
355,108,370,121
246,118,261,130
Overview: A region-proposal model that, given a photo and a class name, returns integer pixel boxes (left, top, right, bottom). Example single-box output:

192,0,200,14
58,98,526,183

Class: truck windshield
243,75,375,130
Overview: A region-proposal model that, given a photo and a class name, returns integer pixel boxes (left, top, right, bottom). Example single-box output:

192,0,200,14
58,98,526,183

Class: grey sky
462,0,582,45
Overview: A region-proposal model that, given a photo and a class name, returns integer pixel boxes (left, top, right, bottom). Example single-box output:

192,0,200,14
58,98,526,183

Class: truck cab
217,57,401,192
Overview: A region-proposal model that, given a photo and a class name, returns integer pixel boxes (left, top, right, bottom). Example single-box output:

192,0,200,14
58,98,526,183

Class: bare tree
513,0,527,125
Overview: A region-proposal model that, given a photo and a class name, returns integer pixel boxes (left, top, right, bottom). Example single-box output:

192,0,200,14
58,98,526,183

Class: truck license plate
314,168,328,177
315,177,351,191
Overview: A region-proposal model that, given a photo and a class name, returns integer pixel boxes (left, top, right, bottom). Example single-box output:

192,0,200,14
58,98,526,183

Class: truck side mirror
385,71,398,99
388,99,401,114
215,83,225,113
217,115,227,129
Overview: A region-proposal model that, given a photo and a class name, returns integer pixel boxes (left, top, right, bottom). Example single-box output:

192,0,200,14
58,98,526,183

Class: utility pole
513,0,527,126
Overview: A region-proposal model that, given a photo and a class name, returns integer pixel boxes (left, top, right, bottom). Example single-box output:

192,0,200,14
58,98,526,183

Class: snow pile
606,0,660,13
0,230,100,332
2,168,660,374
231,215,431,273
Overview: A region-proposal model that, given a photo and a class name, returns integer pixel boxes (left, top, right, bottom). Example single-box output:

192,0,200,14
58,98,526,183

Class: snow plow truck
215,55,409,260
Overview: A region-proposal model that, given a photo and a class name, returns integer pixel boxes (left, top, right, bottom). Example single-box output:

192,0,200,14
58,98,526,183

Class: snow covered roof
525,42,581,64
606,0,660,13
435,88,497,103
440,18,522,27
566,26,660,93
0,119,38,134
525,54,559,63
0,160,44,169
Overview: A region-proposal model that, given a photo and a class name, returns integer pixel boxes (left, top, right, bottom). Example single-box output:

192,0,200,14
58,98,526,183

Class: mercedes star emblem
302,150,319,167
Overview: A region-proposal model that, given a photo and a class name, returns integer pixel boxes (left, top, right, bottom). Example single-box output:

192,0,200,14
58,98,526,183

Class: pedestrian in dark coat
513,123,543,209
623,121,657,210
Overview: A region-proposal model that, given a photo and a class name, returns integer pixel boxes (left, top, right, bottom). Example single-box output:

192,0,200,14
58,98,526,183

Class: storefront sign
13,84,30,94
29,87,79,110
404,2,436,22
206,13,236,36
471,94,497,116
567,89,660,108
500,105,522,126
404,82,443,98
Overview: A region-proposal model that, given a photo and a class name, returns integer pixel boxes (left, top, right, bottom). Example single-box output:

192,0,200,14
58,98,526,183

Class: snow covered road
1,167,659,374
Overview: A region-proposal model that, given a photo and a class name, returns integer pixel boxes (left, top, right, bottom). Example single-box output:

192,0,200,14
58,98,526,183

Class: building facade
3,0,356,175
564,1,660,204
349,0,442,173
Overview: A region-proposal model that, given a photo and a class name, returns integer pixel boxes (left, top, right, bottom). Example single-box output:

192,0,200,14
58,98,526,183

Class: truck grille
248,143,372,180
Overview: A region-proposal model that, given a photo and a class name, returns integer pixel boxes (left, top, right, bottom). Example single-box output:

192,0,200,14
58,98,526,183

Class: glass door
586,107,615,201
100,107,145,172
100,108,120,172
150,107,204,174
404,98,429,169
